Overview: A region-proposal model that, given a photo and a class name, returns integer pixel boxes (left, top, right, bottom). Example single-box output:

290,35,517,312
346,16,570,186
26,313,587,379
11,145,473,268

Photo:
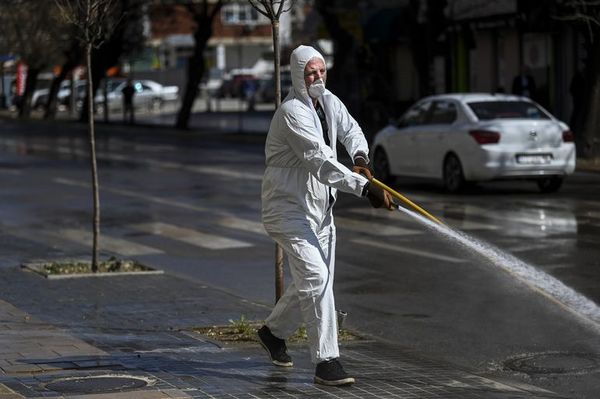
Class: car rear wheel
536,176,563,193
443,154,465,193
373,148,394,184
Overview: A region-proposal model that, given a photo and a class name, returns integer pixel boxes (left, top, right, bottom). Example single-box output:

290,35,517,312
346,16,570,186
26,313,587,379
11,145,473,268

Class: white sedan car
371,93,576,193
95,79,179,113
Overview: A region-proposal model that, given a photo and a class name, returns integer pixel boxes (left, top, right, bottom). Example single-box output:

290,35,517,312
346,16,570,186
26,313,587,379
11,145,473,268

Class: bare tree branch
275,0,293,18
555,12,600,26
249,0,272,19
55,0,118,48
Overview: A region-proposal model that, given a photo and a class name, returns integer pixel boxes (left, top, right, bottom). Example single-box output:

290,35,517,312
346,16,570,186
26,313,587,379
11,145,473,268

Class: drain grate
46,375,151,394
504,352,600,375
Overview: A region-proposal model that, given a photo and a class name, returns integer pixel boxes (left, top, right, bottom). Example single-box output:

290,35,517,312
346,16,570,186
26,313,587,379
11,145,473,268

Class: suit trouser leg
265,221,338,364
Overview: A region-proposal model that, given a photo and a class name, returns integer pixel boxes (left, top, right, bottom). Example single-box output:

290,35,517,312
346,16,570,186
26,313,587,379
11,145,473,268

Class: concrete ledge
21,260,164,280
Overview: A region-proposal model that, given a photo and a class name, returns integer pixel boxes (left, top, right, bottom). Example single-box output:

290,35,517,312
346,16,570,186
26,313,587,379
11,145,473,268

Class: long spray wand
370,178,445,226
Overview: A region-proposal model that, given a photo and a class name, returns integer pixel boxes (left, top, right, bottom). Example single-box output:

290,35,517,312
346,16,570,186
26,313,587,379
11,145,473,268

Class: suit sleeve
282,107,368,197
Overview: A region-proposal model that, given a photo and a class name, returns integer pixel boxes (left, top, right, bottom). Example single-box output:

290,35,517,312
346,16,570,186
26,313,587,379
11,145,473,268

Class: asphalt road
1,118,600,398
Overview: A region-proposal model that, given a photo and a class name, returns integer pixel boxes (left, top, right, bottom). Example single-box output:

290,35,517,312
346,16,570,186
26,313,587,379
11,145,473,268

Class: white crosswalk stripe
0,139,263,181
217,217,267,236
352,237,466,263
57,228,163,256
335,216,422,236
131,222,253,250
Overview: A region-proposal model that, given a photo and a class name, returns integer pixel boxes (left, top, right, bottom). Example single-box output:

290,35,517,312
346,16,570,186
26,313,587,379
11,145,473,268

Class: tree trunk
176,1,222,130
176,50,204,129
44,73,66,120
314,0,359,113
273,21,281,108
86,44,100,272
270,19,285,303
44,42,82,119
79,62,105,123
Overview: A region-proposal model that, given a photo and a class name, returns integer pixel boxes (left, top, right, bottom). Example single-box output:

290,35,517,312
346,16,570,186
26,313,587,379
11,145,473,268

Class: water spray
370,178,600,332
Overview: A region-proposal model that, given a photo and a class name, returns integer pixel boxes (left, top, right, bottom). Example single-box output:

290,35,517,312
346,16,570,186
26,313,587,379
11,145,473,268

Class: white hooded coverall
262,45,370,363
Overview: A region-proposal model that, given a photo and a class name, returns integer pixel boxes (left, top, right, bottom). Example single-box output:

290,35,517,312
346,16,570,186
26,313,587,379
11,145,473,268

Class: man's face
304,58,326,90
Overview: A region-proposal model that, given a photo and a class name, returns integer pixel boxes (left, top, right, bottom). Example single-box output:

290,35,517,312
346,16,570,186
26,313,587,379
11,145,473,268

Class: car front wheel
443,154,465,193
373,148,394,184
536,176,563,193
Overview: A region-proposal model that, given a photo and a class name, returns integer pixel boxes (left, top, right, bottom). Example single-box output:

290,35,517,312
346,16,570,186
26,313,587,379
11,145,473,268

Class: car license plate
516,154,552,164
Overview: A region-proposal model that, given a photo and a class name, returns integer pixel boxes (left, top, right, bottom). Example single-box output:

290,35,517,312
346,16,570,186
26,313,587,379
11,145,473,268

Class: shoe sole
258,338,293,367
314,376,355,386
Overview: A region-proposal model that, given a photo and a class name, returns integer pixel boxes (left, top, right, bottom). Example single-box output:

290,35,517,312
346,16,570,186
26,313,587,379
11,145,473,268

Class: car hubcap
445,158,462,190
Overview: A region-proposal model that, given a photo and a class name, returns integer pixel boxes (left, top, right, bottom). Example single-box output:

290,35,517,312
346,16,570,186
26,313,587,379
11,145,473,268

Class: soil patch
22,257,163,279
193,318,361,344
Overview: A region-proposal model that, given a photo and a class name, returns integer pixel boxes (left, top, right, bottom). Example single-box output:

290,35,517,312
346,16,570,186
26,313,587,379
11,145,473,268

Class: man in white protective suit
257,44,394,386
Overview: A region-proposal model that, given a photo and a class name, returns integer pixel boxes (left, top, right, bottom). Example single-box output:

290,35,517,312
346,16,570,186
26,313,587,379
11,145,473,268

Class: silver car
95,79,179,113
372,93,576,193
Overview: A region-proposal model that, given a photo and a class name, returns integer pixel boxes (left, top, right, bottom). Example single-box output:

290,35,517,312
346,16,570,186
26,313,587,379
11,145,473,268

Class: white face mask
308,79,325,99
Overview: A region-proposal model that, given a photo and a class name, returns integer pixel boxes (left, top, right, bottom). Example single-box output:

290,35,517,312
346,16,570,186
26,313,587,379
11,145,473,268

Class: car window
107,80,123,93
467,101,550,120
399,101,432,127
428,101,457,124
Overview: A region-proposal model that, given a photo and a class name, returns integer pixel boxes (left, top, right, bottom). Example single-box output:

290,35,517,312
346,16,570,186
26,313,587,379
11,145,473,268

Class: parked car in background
253,70,292,104
57,80,87,110
216,73,257,99
94,79,179,113
371,93,576,193
200,68,225,97
30,75,54,109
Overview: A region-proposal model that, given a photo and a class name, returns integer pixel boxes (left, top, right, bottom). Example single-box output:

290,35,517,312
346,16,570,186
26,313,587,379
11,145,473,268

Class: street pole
238,39,243,134
247,0,289,304
272,19,284,303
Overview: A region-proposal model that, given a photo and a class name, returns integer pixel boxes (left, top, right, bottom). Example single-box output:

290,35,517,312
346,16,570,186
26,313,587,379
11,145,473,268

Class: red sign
16,61,27,96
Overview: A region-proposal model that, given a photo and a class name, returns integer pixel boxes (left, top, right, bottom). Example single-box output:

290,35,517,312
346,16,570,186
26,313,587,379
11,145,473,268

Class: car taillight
562,130,574,142
469,130,500,145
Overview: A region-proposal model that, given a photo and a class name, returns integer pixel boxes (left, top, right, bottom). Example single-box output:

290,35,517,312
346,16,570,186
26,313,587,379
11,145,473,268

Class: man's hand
352,165,373,181
352,156,395,211
366,183,395,210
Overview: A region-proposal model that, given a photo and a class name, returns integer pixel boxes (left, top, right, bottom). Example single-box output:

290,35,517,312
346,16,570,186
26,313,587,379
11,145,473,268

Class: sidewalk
0,266,561,398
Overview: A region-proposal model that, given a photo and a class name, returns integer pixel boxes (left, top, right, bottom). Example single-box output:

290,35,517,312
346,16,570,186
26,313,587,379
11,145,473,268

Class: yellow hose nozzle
371,178,444,226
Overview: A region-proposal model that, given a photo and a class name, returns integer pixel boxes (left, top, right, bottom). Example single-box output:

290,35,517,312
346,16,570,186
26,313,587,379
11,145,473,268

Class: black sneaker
257,325,293,367
314,358,355,386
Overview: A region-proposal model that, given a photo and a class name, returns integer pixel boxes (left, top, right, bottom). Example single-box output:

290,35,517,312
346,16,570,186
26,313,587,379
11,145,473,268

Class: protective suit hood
289,45,326,103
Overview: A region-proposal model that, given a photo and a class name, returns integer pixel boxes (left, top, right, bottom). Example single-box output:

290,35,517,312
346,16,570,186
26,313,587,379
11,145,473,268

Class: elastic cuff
361,181,370,197
353,152,369,165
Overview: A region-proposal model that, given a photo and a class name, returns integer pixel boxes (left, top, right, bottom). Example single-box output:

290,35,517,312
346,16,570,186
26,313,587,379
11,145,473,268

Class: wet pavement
0,268,561,398
1,115,600,398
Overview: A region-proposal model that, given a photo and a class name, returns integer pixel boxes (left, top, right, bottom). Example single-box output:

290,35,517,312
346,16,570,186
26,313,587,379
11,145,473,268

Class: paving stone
0,383,24,398
0,364,43,374
0,267,560,398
